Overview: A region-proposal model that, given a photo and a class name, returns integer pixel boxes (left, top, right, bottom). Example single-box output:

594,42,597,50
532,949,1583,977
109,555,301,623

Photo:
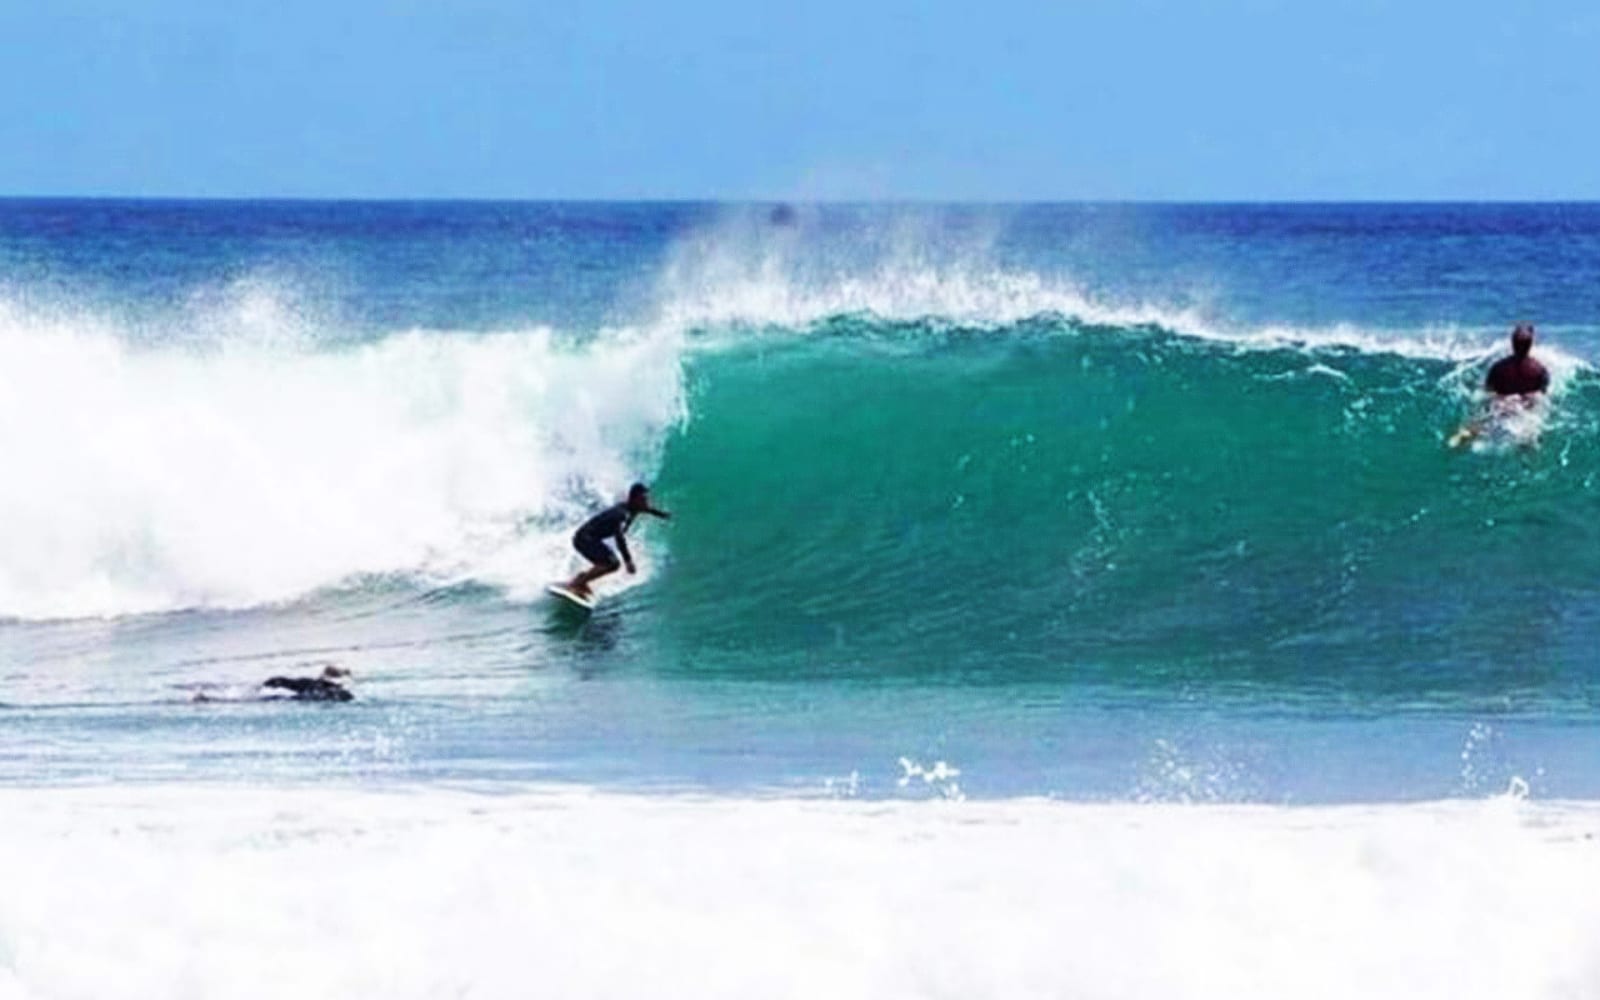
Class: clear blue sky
1,0,1596,200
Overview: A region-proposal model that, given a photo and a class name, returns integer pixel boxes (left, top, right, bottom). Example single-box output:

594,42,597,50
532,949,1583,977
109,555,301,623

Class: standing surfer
563,483,671,599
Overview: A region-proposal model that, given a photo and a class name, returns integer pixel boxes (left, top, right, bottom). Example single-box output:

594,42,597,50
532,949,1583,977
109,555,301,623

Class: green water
649,319,1600,704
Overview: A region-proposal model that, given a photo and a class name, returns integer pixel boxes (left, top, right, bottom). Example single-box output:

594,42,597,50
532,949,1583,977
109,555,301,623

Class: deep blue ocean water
4,201,1600,999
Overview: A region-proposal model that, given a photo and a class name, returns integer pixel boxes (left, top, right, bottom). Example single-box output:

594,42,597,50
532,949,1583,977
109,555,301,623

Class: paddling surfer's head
1511,323,1535,357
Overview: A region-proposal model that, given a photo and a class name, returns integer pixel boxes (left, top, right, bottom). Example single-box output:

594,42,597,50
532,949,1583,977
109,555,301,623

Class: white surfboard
546,583,597,611
1450,397,1548,450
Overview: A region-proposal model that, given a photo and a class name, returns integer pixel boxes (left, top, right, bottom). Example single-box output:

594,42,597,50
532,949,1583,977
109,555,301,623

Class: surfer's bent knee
573,531,618,570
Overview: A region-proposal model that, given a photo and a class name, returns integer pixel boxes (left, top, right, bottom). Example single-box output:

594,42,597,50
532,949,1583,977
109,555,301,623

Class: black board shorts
573,530,619,569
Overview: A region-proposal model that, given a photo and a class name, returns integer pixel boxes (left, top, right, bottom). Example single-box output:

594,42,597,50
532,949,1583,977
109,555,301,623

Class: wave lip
648,208,1577,366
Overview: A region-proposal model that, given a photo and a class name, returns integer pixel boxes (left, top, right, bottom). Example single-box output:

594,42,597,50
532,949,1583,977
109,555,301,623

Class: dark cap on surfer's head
1511,323,1535,355
627,482,650,502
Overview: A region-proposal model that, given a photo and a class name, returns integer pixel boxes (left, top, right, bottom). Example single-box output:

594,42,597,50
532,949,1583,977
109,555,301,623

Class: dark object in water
263,666,353,702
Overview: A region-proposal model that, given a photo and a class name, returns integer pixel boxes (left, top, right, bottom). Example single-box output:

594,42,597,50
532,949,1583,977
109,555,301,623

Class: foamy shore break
1,785,1597,1000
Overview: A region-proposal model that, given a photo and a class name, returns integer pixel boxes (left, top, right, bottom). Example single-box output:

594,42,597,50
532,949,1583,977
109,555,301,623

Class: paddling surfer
1449,324,1551,447
564,483,671,599
189,664,354,703
1485,324,1549,398
262,665,353,702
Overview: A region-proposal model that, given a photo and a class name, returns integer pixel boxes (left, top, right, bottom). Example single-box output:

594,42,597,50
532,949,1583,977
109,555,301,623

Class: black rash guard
576,502,635,541
1486,355,1549,396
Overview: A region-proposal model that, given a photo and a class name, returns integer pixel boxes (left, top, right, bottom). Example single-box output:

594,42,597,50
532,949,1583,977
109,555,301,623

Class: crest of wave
0,295,684,620
651,207,1186,332
649,207,1553,365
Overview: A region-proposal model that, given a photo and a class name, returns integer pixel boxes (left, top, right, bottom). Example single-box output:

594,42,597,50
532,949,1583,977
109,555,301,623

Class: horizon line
3,194,1600,207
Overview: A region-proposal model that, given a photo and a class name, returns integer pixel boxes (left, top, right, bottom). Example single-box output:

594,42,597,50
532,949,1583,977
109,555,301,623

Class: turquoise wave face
650,317,1600,702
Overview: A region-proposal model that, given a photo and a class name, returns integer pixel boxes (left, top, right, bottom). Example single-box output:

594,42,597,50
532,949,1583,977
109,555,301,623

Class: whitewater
4,201,1600,998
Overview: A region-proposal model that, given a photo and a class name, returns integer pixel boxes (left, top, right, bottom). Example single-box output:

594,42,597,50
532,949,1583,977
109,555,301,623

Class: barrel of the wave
547,483,672,613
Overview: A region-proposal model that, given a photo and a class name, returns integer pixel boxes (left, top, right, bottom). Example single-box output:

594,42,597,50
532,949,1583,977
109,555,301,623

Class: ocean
3,200,1600,997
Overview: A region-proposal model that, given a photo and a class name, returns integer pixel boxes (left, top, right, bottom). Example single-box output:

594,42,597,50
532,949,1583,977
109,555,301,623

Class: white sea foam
1,785,1598,1000
0,298,684,619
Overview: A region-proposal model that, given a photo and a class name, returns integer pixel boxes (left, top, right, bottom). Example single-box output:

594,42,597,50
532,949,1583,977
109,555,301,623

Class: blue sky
1,0,1595,199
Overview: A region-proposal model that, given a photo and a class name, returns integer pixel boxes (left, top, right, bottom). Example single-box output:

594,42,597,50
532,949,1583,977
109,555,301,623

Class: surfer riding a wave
562,483,672,600
1449,323,1551,448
